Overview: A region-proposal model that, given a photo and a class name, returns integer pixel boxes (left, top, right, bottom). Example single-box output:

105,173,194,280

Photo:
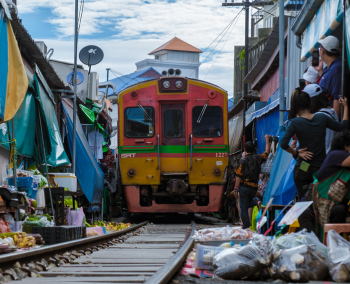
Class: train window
192,106,223,137
124,107,155,138
164,110,183,138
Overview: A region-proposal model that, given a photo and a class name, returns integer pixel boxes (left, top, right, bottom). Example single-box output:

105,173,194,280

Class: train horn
175,69,181,76
162,70,167,76
168,68,175,76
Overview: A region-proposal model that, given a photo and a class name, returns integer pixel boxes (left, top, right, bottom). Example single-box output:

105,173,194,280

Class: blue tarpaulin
252,97,297,206
255,104,288,154
62,99,104,210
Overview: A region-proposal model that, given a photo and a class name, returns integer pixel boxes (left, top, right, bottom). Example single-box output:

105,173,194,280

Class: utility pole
222,0,273,150
72,0,79,174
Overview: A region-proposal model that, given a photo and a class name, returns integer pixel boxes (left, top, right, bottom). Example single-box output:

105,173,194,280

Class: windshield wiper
197,102,208,123
137,103,152,121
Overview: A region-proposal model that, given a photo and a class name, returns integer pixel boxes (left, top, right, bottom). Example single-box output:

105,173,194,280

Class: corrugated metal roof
243,16,288,86
291,0,324,35
103,67,161,95
148,37,202,55
9,12,68,89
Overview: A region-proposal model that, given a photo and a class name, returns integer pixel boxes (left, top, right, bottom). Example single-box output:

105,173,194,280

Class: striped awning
301,0,343,62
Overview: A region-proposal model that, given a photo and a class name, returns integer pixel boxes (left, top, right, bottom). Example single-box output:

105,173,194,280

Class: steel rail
144,221,196,284
0,221,148,268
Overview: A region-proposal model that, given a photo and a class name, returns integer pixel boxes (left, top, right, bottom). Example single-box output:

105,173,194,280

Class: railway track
0,219,200,284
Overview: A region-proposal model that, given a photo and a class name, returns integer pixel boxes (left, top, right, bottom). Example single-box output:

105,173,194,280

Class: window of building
124,107,155,138
164,110,183,138
192,106,223,137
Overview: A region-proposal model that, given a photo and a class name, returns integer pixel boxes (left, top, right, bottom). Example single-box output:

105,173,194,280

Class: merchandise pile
184,227,350,283
85,221,133,236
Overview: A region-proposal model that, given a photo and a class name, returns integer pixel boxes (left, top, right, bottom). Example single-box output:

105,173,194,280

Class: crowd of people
223,35,350,236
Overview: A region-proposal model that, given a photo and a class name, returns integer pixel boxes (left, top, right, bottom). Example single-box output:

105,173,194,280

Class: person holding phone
314,36,342,118
280,91,348,201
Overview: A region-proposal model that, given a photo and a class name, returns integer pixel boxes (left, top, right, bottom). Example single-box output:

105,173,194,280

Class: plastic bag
274,229,328,261
270,245,329,282
192,226,255,242
250,234,280,266
4,214,15,232
0,219,10,233
66,206,85,226
23,215,54,228
36,188,45,207
327,230,350,282
213,245,266,280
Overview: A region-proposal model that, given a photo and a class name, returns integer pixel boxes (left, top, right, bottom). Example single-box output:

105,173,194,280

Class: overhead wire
204,8,243,80
188,8,244,78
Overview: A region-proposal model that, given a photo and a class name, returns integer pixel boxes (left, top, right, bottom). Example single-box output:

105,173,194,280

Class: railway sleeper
0,226,146,283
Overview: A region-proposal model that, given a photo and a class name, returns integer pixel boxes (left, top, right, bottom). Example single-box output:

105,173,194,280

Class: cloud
18,0,246,94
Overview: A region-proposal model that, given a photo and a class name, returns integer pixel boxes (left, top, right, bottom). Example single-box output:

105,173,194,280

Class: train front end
118,77,228,213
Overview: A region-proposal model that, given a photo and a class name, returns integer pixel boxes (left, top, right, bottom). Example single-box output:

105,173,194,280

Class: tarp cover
35,67,70,167
62,99,104,207
301,0,343,61
255,107,288,154
228,113,243,154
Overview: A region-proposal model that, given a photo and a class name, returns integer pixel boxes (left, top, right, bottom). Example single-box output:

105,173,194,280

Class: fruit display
85,221,132,232
0,232,36,248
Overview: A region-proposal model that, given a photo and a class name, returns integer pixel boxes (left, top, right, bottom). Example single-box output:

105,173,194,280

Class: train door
160,103,187,173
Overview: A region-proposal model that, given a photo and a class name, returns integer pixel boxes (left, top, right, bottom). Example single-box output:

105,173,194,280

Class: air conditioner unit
87,72,99,101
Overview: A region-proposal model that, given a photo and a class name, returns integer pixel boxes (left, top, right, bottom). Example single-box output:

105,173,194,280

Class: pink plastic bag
66,206,84,226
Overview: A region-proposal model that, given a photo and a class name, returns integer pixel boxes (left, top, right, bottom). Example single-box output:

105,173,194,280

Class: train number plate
216,153,228,158
120,153,136,158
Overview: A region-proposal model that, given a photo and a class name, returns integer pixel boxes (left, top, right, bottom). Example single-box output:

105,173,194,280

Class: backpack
241,154,262,181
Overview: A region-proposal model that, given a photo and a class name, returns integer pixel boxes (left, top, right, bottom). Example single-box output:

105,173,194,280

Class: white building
135,37,202,79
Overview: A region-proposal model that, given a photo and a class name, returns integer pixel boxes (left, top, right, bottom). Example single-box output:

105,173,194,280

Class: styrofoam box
49,173,77,192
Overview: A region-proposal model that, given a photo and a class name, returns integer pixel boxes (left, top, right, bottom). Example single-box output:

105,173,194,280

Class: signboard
278,201,313,227
67,71,84,86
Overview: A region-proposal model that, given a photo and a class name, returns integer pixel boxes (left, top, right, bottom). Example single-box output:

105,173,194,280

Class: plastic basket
18,187,33,198
8,177,33,187
31,189,38,199
194,244,225,270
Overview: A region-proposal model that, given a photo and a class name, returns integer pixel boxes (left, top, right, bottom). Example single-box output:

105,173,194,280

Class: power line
188,8,244,78
204,10,243,80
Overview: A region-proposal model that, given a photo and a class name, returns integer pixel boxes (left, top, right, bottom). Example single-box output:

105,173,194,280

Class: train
117,76,229,213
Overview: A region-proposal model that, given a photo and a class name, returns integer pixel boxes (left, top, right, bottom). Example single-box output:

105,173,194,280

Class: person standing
280,91,348,201
234,135,271,229
303,66,320,85
305,83,339,154
315,36,342,118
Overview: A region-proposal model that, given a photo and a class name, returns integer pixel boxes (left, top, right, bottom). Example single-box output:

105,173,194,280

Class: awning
284,1,304,9
35,67,70,167
300,0,343,62
0,5,28,122
62,99,104,208
228,113,243,155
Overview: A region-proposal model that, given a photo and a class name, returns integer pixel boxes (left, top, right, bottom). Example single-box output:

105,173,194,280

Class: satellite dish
79,45,104,66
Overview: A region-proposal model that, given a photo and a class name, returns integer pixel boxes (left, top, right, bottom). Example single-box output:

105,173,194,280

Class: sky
18,0,247,98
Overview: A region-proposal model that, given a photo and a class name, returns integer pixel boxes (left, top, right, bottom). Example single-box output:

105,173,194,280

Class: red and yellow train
117,77,229,213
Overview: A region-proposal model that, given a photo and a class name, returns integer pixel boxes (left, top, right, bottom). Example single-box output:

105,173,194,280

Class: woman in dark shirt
280,91,348,200
299,131,350,233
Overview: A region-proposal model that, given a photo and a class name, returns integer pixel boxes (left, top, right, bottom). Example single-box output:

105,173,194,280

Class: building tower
135,37,202,79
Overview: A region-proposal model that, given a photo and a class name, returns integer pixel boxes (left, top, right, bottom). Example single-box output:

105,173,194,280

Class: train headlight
163,81,170,89
213,168,221,176
175,81,183,88
128,169,136,177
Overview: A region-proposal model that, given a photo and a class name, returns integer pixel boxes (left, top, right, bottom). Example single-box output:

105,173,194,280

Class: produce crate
194,244,225,270
18,187,33,198
33,226,84,245
8,177,33,187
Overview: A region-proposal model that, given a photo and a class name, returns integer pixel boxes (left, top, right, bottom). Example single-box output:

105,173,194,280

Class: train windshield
164,110,183,138
124,107,155,138
192,106,223,137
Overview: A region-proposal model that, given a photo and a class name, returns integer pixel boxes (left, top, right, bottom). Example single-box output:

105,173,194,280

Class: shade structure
62,99,104,209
